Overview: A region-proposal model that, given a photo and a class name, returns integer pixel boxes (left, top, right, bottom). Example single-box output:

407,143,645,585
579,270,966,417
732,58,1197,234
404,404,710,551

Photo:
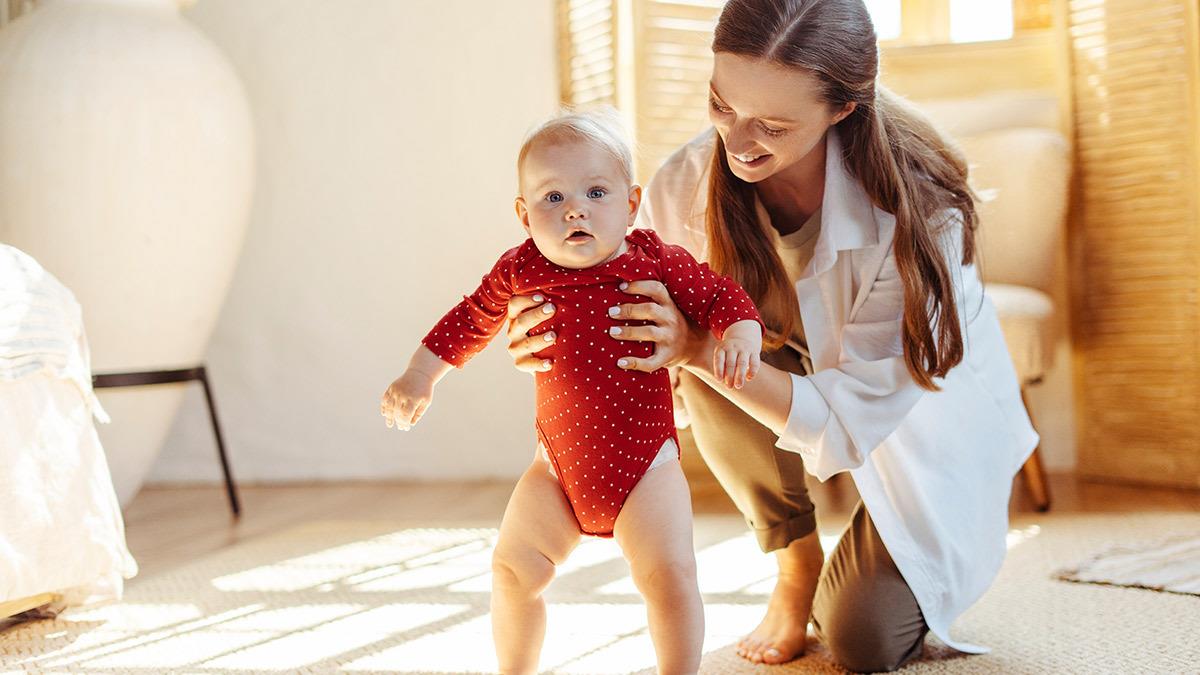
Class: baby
380,109,763,674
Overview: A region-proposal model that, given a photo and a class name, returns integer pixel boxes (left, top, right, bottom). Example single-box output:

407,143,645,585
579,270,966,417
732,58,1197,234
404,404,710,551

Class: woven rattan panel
1069,0,1200,488
558,0,619,108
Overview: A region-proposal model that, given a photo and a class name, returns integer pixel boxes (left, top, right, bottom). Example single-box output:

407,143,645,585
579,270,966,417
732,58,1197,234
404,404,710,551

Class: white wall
150,0,559,483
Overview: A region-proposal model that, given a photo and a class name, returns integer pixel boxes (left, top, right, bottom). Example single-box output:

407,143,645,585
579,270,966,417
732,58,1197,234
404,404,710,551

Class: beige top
765,203,822,283
758,196,820,370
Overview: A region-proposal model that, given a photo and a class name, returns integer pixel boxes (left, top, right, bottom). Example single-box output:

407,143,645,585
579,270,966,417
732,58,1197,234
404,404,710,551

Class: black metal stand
92,366,241,518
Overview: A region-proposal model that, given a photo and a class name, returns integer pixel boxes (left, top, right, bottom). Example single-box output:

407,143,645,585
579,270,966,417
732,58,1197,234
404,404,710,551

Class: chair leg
1019,387,1051,512
198,366,242,519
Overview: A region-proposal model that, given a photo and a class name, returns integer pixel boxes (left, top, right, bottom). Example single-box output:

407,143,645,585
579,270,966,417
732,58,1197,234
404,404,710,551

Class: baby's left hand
714,334,762,389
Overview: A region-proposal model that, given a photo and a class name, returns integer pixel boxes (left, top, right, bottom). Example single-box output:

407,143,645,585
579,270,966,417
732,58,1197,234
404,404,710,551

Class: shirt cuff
775,372,831,454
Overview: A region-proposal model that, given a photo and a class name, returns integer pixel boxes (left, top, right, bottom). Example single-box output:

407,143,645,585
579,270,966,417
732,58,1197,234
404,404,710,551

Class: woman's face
708,52,854,183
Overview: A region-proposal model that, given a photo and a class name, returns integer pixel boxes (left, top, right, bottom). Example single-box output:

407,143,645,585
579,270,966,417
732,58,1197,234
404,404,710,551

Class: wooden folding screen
1067,0,1200,488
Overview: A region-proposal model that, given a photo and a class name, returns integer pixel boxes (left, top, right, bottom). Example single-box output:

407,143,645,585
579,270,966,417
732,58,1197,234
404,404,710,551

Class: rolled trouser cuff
751,509,819,553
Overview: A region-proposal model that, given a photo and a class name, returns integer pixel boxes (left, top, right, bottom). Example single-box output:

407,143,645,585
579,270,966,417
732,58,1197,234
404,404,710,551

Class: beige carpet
2,512,1198,674
1056,534,1200,596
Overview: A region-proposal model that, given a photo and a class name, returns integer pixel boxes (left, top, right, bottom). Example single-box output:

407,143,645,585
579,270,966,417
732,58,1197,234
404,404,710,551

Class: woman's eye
759,123,786,137
587,187,607,199
545,192,563,203
709,97,732,114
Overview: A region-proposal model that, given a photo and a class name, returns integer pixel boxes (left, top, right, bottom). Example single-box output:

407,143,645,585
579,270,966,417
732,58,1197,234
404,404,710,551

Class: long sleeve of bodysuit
421,243,525,368
631,229,764,339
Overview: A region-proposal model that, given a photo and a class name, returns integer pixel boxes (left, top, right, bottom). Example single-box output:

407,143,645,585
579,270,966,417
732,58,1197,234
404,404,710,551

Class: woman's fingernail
608,306,619,317
543,304,555,314
609,326,621,335
543,332,555,342
619,282,628,290
533,294,544,302
542,359,551,370
617,358,629,367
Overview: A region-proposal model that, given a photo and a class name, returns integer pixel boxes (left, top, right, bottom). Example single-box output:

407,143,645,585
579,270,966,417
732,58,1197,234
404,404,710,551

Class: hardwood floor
121,472,1200,581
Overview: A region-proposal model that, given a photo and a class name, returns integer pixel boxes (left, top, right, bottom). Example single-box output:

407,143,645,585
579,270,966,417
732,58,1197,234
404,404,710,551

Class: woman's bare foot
736,531,824,664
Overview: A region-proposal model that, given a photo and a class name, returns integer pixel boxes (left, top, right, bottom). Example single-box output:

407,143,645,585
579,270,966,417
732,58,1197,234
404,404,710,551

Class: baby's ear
626,184,643,224
514,196,532,234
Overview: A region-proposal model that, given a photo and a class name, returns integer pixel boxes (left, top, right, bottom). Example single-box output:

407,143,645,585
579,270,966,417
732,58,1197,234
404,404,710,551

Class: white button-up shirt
638,128,1038,653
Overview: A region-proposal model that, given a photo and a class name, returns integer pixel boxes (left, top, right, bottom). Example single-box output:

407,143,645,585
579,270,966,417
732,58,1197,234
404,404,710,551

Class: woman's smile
731,151,771,168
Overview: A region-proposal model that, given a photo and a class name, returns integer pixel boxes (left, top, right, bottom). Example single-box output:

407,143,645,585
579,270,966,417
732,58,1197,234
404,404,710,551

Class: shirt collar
810,127,881,276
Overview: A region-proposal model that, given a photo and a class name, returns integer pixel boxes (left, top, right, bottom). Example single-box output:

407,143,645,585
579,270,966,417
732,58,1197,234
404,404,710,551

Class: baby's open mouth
566,230,594,242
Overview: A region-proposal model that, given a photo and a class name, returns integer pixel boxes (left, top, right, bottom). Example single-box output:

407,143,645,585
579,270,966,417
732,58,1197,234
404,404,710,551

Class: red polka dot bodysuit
422,228,764,536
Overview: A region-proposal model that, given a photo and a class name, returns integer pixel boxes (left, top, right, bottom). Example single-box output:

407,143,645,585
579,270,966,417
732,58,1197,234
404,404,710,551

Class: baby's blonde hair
517,106,634,190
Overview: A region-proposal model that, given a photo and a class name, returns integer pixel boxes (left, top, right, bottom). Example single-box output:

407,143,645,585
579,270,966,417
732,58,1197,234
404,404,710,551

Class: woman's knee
491,546,556,598
816,609,924,673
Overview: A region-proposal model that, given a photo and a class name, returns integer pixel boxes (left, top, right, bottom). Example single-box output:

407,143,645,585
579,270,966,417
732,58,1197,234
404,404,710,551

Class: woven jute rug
2,511,1198,674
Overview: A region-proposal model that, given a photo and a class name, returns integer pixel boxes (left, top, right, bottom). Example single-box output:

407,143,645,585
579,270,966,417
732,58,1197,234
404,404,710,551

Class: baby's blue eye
588,187,607,199
546,192,563,203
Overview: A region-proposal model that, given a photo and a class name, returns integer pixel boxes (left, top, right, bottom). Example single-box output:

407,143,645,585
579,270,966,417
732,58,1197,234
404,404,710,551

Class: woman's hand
607,280,700,372
505,293,557,373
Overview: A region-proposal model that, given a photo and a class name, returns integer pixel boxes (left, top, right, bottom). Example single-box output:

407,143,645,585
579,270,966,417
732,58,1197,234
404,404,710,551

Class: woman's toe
736,640,757,661
762,646,786,664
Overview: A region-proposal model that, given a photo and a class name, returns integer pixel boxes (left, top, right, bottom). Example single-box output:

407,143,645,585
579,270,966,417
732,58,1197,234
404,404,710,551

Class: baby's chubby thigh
613,446,699,603
492,454,583,599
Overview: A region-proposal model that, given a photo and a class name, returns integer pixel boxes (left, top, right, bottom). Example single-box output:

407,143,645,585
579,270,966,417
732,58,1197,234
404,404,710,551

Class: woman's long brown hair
708,0,978,390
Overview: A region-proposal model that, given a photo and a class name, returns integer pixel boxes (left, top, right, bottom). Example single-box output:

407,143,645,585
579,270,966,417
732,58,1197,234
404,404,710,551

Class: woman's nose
725,118,758,154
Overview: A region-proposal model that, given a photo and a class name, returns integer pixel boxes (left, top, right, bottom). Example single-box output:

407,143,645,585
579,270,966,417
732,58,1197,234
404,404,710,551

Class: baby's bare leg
614,457,704,674
491,454,582,674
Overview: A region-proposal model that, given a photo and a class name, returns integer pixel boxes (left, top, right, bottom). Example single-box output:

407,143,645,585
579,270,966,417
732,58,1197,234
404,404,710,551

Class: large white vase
0,0,255,506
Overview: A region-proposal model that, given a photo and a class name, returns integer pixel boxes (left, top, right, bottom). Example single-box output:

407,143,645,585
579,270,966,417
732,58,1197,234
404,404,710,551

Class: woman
506,0,1037,671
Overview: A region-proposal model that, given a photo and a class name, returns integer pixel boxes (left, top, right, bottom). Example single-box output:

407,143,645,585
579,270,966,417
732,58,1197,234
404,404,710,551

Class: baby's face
516,139,640,269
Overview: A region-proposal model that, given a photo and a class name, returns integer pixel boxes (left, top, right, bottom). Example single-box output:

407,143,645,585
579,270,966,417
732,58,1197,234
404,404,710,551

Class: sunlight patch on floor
35,603,264,670
19,523,813,673
341,606,649,673
204,603,467,670
1007,524,1041,549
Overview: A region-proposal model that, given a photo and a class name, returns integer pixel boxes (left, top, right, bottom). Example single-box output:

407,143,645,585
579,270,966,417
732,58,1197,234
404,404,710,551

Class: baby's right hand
380,370,436,431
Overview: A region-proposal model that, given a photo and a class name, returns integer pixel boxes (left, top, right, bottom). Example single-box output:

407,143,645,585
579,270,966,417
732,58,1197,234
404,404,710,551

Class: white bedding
1,245,137,608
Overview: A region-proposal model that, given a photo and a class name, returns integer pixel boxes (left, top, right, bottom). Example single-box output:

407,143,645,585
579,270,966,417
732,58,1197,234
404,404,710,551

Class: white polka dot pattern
421,228,764,537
